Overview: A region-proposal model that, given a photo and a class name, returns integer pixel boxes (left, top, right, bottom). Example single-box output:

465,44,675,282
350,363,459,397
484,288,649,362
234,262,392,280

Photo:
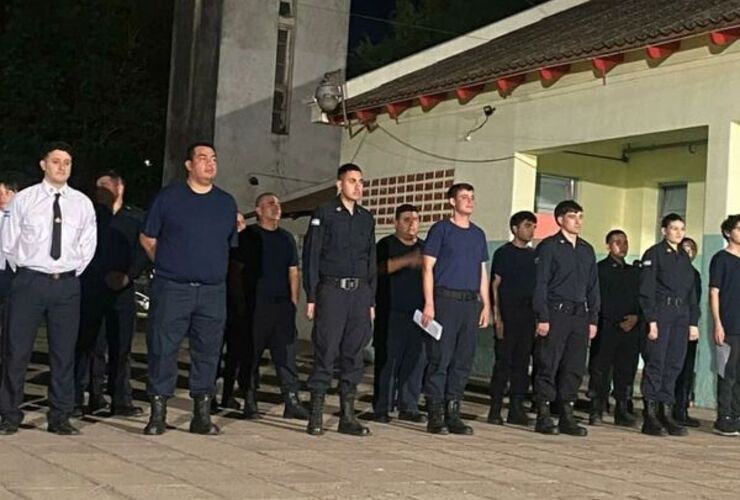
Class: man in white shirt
0,180,18,366
0,142,97,435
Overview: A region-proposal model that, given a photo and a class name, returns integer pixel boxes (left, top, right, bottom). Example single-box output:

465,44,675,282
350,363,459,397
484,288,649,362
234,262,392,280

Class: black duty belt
658,296,684,307
18,267,76,281
435,287,479,302
257,296,292,304
548,301,588,316
321,276,364,291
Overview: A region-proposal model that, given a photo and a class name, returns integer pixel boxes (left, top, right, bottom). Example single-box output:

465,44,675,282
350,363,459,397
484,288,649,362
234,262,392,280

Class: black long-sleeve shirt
302,196,376,302
533,232,600,324
638,240,699,326
598,256,640,326
109,204,150,282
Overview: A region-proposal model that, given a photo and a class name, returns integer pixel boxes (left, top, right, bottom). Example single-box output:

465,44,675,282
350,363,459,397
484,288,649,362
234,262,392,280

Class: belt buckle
50,273,60,280
340,278,358,291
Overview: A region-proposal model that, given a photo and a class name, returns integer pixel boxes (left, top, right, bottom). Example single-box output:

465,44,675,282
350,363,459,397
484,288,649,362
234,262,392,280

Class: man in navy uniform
532,200,599,437
139,142,238,435
0,142,97,435
302,163,376,437
639,213,699,437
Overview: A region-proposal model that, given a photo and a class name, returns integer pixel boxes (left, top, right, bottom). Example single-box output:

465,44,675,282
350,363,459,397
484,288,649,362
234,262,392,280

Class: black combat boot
337,391,371,436
641,400,666,436
220,376,241,411
306,392,325,436
559,401,587,436
487,397,504,425
588,397,604,426
658,403,688,436
426,400,449,435
507,396,534,426
88,378,110,414
672,405,700,428
143,395,167,435
242,389,261,420
189,394,221,435
283,392,309,420
445,400,473,435
614,399,637,427
534,400,559,435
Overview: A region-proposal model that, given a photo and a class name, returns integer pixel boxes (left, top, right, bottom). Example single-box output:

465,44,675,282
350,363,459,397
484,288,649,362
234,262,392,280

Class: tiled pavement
1,333,739,500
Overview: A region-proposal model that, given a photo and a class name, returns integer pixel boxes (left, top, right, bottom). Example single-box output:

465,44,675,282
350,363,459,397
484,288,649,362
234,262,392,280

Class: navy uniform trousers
588,322,640,402
146,277,226,397
0,270,80,425
490,299,535,401
641,303,689,404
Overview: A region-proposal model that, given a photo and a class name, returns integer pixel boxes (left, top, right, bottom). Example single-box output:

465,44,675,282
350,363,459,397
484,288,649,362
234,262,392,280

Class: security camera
483,105,496,116
314,77,343,113
248,176,259,186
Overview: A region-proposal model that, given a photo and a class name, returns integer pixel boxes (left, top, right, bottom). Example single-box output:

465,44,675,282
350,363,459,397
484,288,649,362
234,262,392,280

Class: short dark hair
337,163,362,179
185,141,216,162
554,200,583,220
720,214,740,241
681,237,698,253
395,204,418,220
446,182,474,199
605,229,626,244
661,212,684,229
509,211,536,231
40,141,73,160
0,180,18,192
255,192,278,207
96,169,124,184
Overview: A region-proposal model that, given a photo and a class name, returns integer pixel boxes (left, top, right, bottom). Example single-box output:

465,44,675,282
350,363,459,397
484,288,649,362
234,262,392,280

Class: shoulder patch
642,259,652,267
311,218,321,226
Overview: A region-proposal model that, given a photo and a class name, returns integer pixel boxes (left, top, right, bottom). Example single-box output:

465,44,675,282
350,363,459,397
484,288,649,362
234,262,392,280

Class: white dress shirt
0,209,7,271
0,180,97,275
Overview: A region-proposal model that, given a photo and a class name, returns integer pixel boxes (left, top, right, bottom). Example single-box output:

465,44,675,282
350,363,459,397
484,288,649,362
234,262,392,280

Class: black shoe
427,400,449,435
588,397,604,426
143,395,167,435
374,412,392,423
641,400,666,436
534,400,559,435
112,405,144,417
487,399,504,425
507,396,534,426
48,420,80,435
398,411,427,423
0,420,19,435
337,391,371,436
559,401,587,437
445,400,473,435
659,404,688,436
614,399,637,427
283,392,309,420
190,394,221,435
71,406,84,419
221,397,241,411
307,392,325,436
242,389,261,420
673,407,700,428
713,416,739,436
87,394,110,414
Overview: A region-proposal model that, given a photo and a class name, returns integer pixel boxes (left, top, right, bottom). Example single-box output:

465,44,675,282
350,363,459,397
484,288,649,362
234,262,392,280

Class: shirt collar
661,239,682,256
42,179,69,198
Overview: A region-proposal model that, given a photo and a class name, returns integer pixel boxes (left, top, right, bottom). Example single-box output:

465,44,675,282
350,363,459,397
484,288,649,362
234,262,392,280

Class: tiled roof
345,0,740,112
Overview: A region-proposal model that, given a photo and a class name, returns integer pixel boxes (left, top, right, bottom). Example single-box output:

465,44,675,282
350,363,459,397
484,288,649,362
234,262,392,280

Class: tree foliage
0,0,173,206
348,0,548,78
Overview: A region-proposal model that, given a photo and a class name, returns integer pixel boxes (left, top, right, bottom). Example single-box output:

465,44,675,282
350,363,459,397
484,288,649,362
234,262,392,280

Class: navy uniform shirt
109,204,150,283
376,235,424,314
639,240,699,326
302,196,376,302
597,256,640,327
423,218,489,292
491,242,536,304
533,232,600,324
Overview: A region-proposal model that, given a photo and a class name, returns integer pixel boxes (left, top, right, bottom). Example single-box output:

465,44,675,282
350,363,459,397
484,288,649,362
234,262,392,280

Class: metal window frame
534,173,578,212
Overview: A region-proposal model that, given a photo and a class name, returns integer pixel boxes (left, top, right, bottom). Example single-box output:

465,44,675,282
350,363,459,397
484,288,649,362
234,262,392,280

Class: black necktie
51,193,62,260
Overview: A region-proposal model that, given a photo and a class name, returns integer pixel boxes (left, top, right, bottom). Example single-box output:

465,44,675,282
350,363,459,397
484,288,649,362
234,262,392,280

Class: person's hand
689,325,699,341
478,306,490,328
422,303,435,328
104,271,130,291
405,248,423,269
647,321,658,341
306,303,315,321
537,322,550,337
494,315,504,340
619,314,639,333
588,324,598,340
370,306,375,322
714,324,726,346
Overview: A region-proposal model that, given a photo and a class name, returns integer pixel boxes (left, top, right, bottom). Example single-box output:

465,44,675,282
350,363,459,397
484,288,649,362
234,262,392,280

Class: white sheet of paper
413,309,443,341
717,343,731,378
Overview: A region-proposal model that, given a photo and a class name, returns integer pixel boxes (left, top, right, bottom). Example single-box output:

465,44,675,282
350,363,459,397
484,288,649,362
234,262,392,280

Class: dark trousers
0,273,10,370
588,322,640,401
307,283,372,395
75,285,137,407
0,270,80,425
240,300,300,394
373,309,426,414
534,309,589,403
640,304,689,404
146,277,226,397
423,296,480,401
717,336,740,418
219,307,247,396
489,300,535,401
674,339,697,411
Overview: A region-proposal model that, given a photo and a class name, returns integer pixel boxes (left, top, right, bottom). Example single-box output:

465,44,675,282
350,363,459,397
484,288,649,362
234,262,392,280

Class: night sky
349,0,396,49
